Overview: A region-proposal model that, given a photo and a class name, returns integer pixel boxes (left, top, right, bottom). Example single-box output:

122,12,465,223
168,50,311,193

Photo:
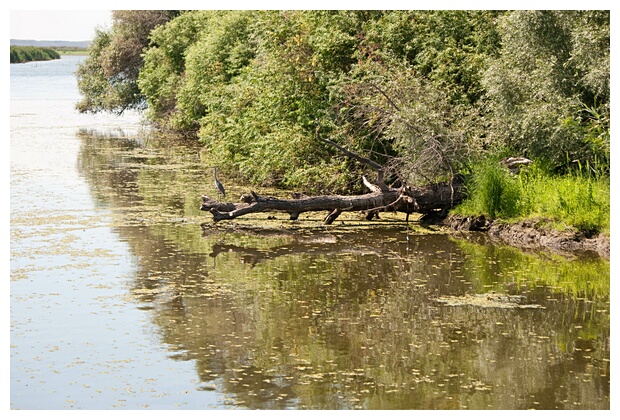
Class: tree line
75,10,610,193
11,46,60,63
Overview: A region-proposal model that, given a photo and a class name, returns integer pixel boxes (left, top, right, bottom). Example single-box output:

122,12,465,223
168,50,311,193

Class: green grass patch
457,159,520,219
454,158,610,235
55,48,89,56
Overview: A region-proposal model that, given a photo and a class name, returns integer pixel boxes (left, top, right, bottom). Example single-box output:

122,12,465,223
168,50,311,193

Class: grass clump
454,158,610,235
456,158,520,220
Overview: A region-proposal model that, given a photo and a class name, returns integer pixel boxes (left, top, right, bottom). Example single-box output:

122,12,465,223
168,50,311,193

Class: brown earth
443,215,610,259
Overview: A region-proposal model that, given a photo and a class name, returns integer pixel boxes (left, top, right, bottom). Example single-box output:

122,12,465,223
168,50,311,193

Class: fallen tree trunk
200,120,465,224
200,176,464,224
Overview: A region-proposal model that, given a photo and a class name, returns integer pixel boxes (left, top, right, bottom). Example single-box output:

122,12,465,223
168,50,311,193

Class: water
10,56,610,410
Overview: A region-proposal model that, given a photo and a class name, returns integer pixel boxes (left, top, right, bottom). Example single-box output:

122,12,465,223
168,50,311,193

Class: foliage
75,10,178,114
76,10,610,197
187,11,372,190
53,48,89,55
330,58,484,186
482,10,610,173
138,11,219,127
363,11,502,105
10,46,60,63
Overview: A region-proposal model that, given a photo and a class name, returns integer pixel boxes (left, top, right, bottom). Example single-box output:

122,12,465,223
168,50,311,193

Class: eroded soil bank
443,215,610,259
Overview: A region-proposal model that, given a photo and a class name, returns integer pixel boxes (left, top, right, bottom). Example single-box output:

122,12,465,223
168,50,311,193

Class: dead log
201,120,464,224
200,176,464,224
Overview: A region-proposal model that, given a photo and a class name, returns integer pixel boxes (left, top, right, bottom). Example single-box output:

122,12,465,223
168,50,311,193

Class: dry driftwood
200,121,464,224
200,176,464,224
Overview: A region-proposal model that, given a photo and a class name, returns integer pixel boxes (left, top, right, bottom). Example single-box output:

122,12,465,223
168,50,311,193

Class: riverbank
55,49,88,56
443,214,610,259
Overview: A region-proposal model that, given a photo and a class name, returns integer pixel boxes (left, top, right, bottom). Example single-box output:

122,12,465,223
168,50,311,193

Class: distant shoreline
10,39,90,49
10,46,60,64
57,50,89,56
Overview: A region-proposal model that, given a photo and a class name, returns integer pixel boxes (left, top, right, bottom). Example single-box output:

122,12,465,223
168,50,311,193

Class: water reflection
76,130,610,410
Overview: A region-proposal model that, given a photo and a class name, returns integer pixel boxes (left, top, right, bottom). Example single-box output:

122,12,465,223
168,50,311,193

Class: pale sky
8,1,614,43
10,10,112,42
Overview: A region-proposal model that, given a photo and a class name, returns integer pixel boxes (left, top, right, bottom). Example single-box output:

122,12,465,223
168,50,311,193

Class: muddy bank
443,215,610,259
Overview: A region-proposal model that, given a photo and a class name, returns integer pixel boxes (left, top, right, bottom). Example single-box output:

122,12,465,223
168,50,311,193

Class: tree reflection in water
76,131,610,410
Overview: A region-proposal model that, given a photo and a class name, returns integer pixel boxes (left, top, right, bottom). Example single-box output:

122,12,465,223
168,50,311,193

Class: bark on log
200,176,464,224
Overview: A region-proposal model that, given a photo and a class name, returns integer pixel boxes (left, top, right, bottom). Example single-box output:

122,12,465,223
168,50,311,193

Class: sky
8,1,617,43
10,10,112,42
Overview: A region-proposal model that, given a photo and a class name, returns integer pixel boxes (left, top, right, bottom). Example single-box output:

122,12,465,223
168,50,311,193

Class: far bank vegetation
10,46,60,63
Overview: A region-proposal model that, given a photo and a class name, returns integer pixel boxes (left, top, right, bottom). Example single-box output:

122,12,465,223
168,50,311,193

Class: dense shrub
76,10,610,195
482,11,609,174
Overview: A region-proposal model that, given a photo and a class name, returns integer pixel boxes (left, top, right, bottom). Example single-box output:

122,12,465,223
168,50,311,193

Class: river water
10,56,610,410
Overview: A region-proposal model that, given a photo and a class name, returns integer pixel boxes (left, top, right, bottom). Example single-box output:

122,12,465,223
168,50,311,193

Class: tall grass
454,158,610,235
456,158,520,220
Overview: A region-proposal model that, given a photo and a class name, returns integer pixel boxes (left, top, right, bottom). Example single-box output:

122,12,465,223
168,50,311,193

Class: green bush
482,11,609,173
76,10,610,193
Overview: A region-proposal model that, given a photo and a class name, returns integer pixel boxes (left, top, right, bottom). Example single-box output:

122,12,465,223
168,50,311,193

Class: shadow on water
75,129,610,410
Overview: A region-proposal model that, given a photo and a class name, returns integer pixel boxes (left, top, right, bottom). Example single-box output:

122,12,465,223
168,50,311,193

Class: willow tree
482,10,610,174
75,10,178,114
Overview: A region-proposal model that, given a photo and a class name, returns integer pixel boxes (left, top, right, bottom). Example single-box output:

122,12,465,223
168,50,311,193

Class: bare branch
369,82,401,112
315,120,383,170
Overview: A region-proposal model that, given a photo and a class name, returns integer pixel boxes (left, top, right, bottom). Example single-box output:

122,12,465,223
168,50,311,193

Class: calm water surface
10,56,610,410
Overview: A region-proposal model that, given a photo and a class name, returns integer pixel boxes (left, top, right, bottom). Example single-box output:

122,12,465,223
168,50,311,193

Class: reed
454,158,610,235
457,158,520,220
